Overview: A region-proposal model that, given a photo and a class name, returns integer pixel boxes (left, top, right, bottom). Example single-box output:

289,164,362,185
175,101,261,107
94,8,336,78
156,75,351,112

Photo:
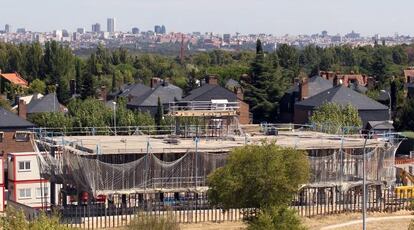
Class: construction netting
36,136,400,195
307,142,397,190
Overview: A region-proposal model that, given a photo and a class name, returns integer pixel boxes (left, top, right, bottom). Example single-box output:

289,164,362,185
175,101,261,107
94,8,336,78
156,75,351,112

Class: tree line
1,41,414,129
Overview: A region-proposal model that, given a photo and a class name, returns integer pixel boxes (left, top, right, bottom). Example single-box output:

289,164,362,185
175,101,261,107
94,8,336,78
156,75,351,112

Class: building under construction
33,101,401,209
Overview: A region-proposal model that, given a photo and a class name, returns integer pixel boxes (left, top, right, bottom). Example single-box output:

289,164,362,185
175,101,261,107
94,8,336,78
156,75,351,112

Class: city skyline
1,0,413,36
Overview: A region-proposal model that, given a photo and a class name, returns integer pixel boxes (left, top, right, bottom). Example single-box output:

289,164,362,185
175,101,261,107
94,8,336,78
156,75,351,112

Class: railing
14,188,414,229
169,101,240,113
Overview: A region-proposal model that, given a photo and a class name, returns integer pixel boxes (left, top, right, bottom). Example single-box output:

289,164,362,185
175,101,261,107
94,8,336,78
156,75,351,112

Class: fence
13,188,414,229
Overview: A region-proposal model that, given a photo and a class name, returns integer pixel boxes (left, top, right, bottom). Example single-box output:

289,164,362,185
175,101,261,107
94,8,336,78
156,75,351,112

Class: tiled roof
27,93,63,114
128,83,182,107
0,107,34,129
183,84,238,102
0,73,28,87
295,85,388,110
286,75,333,97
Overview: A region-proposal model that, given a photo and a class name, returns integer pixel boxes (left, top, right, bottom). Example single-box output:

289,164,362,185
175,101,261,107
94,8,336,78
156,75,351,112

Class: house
8,152,57,208
279,76,332,123
0,71,29,95
17,93,65,119
110,83,151,101
294,85,389,126
366,121,394,134
182,75,250,124
319,71,374,88
127,81,183,116
11,93,44,111
0,107,35,154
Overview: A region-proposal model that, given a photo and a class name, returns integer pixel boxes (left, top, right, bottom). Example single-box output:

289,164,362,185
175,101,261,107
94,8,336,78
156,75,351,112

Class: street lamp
361,120,393,230
112,101,117,136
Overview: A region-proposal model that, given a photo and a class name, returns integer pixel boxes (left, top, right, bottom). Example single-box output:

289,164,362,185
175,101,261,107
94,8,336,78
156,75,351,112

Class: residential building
0,72,29,95
182,75,250,124
4,24,11,33
8,152,55,208
127,81,183,116
294,85,389,126
279,75,332,123
0,107,35,154
76,28,85,34
107,18,115,33
131,27,140,34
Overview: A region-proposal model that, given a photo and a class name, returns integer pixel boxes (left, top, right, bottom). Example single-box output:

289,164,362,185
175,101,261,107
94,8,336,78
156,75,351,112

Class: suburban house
319,71,375,88
0,72,29,95
182,75,250,124
293,84,389,126
279,75,332,123
8,152,56,208
127,81,183,116
0,107,36,154
17,93,65,119
109,83,152,101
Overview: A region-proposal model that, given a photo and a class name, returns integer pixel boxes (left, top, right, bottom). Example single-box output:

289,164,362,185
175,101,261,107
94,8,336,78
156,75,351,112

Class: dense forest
1,40,414,130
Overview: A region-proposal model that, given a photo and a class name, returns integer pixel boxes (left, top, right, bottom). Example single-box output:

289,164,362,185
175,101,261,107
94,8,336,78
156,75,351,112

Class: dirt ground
180,211,414,230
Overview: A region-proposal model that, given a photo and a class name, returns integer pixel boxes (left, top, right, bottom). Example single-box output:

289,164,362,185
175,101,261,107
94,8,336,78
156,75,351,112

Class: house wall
238,101,250,124
293,107,312,124
8,154,41,181
8,181,51,208
0,131,34,154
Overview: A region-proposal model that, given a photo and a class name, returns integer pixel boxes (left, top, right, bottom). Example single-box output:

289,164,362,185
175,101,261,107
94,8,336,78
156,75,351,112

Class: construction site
30,101,401,210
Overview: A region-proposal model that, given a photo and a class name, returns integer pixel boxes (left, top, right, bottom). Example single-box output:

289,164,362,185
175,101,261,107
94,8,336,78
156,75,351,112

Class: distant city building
16,28,26,34
223,34,231,43
53,30,62,40
321,30,328,37
4,24,11,33
92,23,101,33
107,18,115,33
62,29,69,37
131,27,140,34
331,34,342,42
345,30,360,39
77,28,85,34
154,25,166,34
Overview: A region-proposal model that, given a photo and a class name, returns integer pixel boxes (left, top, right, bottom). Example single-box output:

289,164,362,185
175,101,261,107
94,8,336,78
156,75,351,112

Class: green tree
309,102,362,134
208,143,309,209
29,79,46,94
0,97,11,110
80,72,95,99
154,97,163,127
395,99,414,131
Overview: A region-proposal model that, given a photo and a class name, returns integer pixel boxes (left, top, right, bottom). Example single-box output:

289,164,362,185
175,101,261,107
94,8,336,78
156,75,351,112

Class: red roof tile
0,72,28,87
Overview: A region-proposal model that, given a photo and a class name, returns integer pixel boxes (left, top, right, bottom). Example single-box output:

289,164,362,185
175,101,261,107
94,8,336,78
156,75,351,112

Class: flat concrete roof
50,131,386,155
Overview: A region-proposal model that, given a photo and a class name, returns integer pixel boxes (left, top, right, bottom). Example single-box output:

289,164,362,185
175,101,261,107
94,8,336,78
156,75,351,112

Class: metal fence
15,188,414,229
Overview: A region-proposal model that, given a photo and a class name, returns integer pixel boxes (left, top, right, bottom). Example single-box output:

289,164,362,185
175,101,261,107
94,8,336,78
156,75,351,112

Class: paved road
320,215,413,229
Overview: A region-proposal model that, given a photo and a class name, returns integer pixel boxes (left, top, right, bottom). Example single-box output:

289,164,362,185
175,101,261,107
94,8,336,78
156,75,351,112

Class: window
36,187,49,198
18,161,31,171
15,131,29,142
0,132,3,142
19,188,31,199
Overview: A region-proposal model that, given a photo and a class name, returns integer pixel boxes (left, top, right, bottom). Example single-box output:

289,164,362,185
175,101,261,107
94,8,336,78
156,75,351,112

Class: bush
126,212,180,230
0,207,72,230
248,206,305,230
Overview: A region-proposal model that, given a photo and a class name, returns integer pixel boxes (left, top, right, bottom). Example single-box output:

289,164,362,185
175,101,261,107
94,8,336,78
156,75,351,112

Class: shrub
248,206,305,230
126,212,180,230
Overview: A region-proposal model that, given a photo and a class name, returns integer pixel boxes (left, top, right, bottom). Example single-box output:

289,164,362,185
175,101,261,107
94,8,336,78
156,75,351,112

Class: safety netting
36,135,400,195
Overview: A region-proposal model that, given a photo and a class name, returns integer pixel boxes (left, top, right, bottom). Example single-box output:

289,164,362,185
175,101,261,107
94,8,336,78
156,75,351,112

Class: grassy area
401,131,414,139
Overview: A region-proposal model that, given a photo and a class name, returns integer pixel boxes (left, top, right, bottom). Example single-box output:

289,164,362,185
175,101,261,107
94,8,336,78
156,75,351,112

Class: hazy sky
0,0,412,36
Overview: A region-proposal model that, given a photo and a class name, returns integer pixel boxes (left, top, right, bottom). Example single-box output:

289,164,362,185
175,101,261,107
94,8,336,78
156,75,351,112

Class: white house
8,152,56,208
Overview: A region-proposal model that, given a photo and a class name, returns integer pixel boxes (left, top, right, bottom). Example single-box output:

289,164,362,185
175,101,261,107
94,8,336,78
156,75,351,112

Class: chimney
150,77,162,88
299,78,308,100
18,99,27,120
234,87,244,101
205,75,218,85
100,86,107,102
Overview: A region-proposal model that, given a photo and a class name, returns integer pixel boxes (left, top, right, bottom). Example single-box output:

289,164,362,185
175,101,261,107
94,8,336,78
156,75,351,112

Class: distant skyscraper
154,25,162,34
161,25,166,34
132,27,140,34
107,18,115,33
4,24,11,33
223,34,231,43
77,28,85,34
92,23,101,33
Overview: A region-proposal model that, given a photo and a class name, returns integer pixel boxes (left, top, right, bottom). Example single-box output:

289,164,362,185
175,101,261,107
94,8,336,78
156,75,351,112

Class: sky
0,0,412,36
